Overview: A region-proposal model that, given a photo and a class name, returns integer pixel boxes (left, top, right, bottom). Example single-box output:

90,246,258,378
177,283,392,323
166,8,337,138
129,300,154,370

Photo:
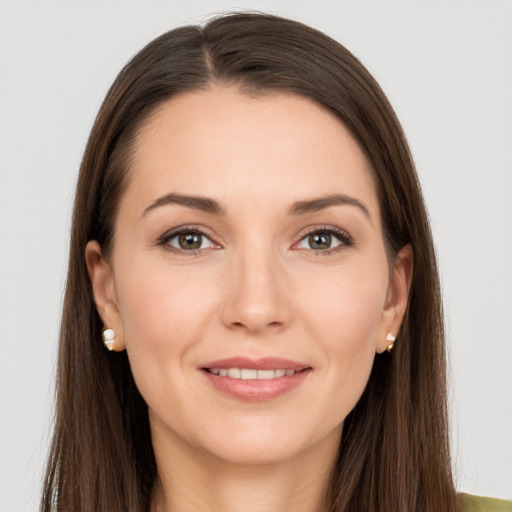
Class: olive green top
461,494,512,511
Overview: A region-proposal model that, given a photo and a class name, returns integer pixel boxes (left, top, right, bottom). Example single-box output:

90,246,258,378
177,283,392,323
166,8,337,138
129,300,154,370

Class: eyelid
155,223,353,255
156,225,221,253
293,224,354,253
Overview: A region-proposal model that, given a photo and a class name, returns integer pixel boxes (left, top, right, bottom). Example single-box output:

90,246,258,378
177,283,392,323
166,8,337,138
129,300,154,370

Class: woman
41,12,511,512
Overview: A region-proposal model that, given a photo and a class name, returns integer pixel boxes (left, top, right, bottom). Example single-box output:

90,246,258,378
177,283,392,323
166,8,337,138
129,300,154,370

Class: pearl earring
102,328,116,351
385,331,396,352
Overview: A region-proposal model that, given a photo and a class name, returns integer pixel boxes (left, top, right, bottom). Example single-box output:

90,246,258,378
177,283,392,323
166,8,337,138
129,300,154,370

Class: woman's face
87,87,411,466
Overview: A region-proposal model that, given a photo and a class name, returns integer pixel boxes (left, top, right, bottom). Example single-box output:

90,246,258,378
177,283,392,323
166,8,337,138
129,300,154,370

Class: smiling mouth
204,368,306,379
200,357,312,400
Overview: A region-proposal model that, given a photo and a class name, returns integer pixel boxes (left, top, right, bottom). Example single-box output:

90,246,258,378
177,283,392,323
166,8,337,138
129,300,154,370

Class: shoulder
460,493,512,512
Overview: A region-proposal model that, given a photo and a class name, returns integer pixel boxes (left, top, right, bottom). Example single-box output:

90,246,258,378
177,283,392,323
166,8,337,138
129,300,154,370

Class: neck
150,427,340,512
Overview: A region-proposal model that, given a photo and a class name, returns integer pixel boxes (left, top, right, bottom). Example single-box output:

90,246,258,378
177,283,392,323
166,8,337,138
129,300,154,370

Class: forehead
124,86,379,217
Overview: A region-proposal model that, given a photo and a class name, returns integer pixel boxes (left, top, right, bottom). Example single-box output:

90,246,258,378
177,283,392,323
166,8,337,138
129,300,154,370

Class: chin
205,437,306,467
193,417,342,468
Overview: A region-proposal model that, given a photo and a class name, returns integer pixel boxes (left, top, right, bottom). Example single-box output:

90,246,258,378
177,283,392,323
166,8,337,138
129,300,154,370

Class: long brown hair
42,12,459,512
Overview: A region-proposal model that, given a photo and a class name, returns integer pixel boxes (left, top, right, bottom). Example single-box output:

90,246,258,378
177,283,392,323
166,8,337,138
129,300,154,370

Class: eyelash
297,225,354,256
156,224,353,256
156,225,216,255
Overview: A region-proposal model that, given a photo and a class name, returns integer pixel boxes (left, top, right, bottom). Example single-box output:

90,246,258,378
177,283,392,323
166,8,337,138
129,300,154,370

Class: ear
85,240,126,352
376,244,413,354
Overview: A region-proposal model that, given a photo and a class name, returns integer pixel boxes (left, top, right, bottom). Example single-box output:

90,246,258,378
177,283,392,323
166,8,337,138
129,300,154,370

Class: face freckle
105,86,399,467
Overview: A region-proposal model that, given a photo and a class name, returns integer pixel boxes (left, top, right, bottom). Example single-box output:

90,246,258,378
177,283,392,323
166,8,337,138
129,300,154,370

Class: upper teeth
207,368,296,379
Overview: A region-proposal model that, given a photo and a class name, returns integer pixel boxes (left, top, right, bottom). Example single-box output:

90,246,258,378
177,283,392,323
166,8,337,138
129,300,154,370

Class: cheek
299,263,388,409
116,258,213,347
113,258,218,399
301,261,388,346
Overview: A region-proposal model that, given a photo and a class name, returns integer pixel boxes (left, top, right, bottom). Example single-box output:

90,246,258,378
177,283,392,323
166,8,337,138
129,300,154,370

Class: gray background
1,1,511,510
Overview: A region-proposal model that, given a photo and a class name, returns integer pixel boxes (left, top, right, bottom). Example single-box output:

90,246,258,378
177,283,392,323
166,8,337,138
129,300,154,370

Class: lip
201,357,309,371
200,357,312,402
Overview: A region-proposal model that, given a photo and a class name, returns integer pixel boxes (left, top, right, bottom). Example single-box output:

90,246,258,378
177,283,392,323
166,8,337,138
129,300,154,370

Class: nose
220,246,292,335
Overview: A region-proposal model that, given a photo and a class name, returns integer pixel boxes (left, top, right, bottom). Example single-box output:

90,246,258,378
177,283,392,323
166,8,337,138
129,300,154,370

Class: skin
86,86,412,512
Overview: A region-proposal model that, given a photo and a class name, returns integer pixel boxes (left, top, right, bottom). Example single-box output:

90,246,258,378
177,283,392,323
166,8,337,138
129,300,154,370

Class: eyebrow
142,193,226,218
141,192,371,222
287,193,372,222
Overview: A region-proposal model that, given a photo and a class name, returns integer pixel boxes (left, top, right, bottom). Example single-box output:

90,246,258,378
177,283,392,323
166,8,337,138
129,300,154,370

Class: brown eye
166,231,214,251
296,228,350,252
178,233,202,250
308,233,332,250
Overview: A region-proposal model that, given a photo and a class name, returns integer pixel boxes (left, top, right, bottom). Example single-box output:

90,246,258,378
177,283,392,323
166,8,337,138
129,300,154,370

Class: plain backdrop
0,1,511,510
